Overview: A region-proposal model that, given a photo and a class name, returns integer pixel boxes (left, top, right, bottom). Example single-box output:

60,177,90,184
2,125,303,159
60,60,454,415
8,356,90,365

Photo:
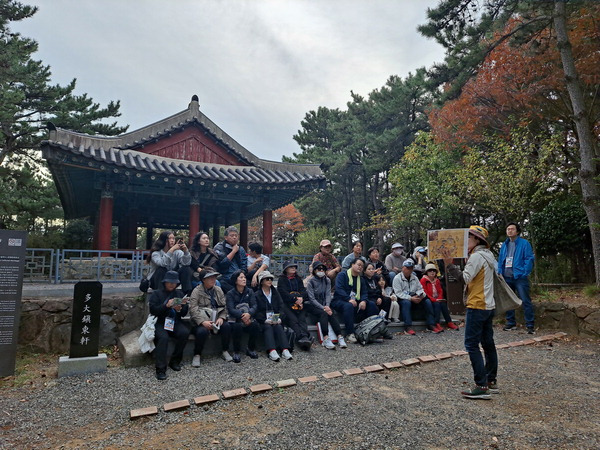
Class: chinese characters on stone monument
69,281,102,358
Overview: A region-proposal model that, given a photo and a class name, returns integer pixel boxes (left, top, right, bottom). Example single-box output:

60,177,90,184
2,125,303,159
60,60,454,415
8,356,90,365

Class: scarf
346,268,361,300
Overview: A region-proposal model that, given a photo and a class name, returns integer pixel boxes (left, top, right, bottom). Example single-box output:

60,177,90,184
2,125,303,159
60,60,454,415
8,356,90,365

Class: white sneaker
222,351,233,362
337,335,347,348
192,354,201,367
268,349,280,361
346,333,357,344
281,349,293,360
322,336,335,350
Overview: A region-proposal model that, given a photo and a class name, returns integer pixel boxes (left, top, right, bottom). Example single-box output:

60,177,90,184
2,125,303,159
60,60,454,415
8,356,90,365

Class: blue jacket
497,236,534,279
213,240,248,278
333,270,367,303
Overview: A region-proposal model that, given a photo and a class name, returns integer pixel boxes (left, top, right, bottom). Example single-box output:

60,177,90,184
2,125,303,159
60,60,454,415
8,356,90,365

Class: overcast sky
14,0,445,162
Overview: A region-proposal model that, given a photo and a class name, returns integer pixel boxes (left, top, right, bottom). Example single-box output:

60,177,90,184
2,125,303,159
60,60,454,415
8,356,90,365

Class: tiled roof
44,95,324,182
45,141,323,185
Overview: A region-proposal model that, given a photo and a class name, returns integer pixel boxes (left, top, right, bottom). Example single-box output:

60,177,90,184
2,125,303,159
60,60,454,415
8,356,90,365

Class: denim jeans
432,300,452,324
464,308,497,386
504,276,534,328
400,297,434,326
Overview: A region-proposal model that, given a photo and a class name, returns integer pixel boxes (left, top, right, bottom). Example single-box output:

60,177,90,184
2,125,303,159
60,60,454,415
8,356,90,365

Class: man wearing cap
392,259,436,335
385,243,406,284
311,239,342,281
443,225,498,400
148,271,191,380
214,226,248,293
189,269,233,366
497,222,535,334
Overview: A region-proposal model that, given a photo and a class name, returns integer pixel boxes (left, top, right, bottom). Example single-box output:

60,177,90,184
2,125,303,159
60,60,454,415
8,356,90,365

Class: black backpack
354,315,388,345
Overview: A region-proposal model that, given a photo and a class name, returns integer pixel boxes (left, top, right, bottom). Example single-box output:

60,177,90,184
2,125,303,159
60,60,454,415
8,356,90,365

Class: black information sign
69,281,103,358
0,230,27,377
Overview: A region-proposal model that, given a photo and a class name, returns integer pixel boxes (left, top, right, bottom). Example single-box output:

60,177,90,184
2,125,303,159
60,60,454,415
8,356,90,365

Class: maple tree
247,204,305,250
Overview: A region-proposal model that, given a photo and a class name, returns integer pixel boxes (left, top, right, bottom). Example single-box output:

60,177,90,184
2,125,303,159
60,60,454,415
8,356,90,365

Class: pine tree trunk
554,1,600,286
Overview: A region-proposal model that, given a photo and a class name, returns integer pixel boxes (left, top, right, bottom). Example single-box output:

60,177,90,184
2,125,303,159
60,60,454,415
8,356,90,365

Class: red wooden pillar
97,189,114,251
263,209,273,255
240,219,248,249
189,198,200,246
92,215,100,250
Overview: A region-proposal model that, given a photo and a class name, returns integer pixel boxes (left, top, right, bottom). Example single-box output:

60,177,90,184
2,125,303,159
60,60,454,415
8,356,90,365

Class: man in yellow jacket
443,225,497,400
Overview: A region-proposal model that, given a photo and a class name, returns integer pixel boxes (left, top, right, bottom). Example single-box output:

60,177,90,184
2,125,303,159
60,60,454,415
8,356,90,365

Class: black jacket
226,286,257,322
255,287,285,324
277,274,307,306
148,287,188,325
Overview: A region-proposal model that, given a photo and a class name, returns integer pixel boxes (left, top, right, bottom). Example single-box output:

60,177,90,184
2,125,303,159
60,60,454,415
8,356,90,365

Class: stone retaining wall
17,297,599,354
19,295,147,353
533,302,600,338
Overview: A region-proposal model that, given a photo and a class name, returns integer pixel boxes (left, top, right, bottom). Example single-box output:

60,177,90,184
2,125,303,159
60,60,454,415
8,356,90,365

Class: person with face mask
306,263,346,349
385,243,406,284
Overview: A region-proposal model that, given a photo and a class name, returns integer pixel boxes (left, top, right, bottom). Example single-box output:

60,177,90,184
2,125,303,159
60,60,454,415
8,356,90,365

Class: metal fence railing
24,249,317,283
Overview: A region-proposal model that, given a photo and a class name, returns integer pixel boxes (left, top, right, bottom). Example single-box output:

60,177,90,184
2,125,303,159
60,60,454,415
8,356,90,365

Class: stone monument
58,281,108,377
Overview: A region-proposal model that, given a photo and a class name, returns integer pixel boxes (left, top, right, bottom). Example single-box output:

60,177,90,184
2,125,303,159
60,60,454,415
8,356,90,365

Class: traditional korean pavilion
42,96,325,253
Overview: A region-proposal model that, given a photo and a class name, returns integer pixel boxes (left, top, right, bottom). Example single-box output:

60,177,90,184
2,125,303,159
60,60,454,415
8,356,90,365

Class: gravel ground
1,326,599,449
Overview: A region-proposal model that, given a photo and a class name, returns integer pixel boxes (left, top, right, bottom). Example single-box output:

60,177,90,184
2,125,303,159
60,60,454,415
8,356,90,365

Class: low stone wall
534,302,600,338
19,295,147,353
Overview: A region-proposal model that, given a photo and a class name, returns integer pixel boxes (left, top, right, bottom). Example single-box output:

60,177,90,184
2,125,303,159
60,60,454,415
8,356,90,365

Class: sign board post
0,230,27,377
427,229,468,315
58,281,107,377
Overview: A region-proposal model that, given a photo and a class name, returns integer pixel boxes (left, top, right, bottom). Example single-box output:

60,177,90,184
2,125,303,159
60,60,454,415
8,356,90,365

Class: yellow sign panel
427,229,469,260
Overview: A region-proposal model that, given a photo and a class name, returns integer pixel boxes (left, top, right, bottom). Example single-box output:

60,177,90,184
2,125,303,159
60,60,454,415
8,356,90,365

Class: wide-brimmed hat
319,239,332,248
258,270,274,284
391,242,404,249
162,270,180,285
282,259,298,272
200,270,220,281
424,263,438,273
469,225,490,248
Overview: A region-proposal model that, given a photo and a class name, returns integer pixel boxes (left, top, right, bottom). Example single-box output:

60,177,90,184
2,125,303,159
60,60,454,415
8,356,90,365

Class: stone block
581,311,600,338
434,353,453,360
222,388,248,399
401,358,420,366
575,305,594,319
450,351,467,356
417,355,437,363
164,399,190,412
364,364,384,373
558,309,580,335
276,379,297,388
343,368,364,376
496,344,510,349
298,376,318,383
194,394,220,405
250,384,272,394
322,371,343,379
522,339,536,345
508,341,525,347
58,354,107,378
554,331,568,337
544,302,568,312
118,330,152,368
130,406,158,419
533,335,555,342
382,361,403,369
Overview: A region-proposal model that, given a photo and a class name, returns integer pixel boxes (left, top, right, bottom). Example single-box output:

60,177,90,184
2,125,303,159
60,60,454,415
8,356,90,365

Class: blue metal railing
24,249,318,283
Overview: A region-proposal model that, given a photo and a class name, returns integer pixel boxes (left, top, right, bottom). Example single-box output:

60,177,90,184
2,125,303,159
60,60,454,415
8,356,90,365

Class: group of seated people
146,228,457,380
